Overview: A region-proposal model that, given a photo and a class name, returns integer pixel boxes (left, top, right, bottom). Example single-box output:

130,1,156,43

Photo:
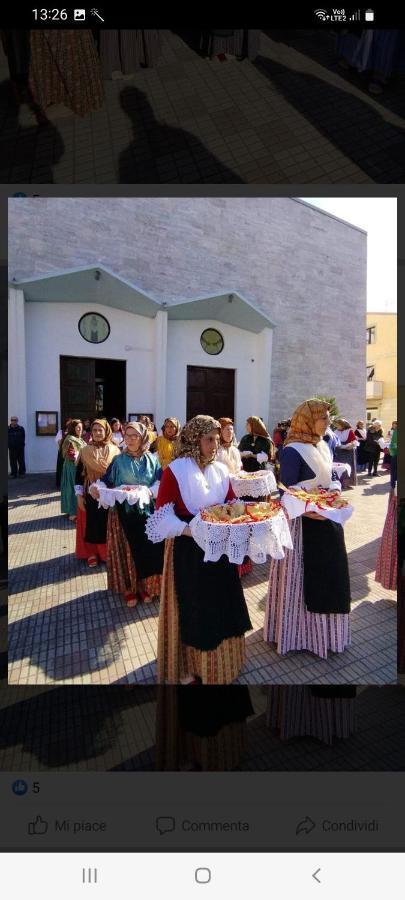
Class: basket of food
89,480,156,510
189,499,292,564
279,485,353,524
230,468,277,497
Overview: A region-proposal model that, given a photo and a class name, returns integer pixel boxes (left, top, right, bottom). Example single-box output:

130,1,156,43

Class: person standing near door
8,416,26,478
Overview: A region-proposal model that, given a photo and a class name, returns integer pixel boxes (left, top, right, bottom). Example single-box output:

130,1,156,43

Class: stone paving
1,29,404,184
8,467,397,687
0,680,404,772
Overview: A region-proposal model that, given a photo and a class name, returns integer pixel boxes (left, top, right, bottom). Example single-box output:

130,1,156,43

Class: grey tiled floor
8,467,397,686
1,30,404,184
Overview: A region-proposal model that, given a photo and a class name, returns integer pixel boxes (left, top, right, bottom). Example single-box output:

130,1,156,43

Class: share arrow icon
295,815,316,835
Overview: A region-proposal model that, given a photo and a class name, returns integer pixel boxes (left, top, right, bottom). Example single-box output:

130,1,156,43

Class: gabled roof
10,265,275,333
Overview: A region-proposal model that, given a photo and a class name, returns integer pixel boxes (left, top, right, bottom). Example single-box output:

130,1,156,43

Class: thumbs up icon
28,815,48,835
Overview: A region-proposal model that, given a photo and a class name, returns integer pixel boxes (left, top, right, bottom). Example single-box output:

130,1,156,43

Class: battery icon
365,8,375,20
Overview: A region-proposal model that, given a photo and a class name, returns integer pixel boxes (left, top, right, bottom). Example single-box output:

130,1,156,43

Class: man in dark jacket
8,416,26,477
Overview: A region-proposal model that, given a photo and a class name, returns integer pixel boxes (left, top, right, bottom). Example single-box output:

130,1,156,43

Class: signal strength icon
349,9,361,19
314,8,329,19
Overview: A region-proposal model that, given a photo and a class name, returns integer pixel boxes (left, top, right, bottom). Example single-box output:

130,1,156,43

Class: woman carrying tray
92,421,164,607
146,415,252,684
264,399,351,659
75,419,120,568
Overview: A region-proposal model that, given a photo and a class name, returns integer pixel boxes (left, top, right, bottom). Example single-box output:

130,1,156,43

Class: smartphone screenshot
2,6,403,898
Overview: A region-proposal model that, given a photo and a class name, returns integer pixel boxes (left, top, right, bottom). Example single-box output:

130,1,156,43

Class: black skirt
173,527,253,652
85,493,109,544
117,501,164,580
56,449,63,488
301,517,351,615
178,686,255,736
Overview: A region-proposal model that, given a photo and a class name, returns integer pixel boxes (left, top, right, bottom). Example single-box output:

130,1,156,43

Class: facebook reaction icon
12,779,28,796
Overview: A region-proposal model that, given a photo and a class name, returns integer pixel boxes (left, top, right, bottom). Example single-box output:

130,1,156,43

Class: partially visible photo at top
0,27,404,183
7,195,397,689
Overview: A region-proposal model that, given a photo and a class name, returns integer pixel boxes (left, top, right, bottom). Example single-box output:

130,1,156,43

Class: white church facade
8,196,367,474
9,267,274,473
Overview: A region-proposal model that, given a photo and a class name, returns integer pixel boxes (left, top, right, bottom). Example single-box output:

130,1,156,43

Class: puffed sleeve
146,467,188,542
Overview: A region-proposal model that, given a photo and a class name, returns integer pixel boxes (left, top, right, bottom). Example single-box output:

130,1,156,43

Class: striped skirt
157,539,245,684
155,687,248,770
106,508,161,600
266,686,356,744
375,494,397,591
263,517,351,658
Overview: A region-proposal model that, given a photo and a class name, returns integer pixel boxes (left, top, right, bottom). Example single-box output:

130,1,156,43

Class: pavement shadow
362,482,393,497
9,553,96,593
9,516,78,535
266,29,405,120
118,84,244,183
8,495,59,510
0,685,157,768
254,54,405,182
0,78,65,182
113,659,157,685
8,590,135,680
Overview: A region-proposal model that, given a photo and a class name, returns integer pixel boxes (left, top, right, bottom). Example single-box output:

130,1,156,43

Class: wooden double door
186,365,235,422
60,356,126,425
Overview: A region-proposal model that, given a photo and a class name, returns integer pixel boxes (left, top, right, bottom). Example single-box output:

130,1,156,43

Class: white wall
166,319,271,440
25,302,155,472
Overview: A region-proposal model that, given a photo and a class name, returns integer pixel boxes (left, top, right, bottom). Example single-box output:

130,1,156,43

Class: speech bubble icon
156,816,175,835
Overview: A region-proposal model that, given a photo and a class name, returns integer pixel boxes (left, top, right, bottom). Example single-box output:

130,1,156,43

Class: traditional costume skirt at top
266,686,356,744
75,494,108,561
61,459,78,516
106,507,162,599
375,493,397,591
156,686,254,770
157,521,253,685
264,516,351,658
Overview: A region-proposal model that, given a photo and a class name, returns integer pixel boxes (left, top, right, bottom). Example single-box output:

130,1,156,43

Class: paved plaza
1,30,404,184
8,468,396,687
0,680,404,772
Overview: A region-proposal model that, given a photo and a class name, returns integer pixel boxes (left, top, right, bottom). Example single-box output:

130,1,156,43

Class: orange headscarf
79,418,120,485
284,399,330,447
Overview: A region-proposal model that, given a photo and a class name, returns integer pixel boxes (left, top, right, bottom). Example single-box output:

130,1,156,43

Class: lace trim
145,503,187,543
189,509,292,565
231,469,277,498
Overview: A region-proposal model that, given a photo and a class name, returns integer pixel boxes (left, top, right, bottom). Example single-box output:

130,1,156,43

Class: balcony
366,380,383,399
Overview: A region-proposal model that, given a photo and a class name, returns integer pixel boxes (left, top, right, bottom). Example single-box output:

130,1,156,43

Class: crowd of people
10,404,395,686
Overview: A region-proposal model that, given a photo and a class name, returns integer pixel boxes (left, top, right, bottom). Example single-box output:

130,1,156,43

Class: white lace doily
230,469,277,498
281,492,353,525
91,480,153,510
189,507,292,564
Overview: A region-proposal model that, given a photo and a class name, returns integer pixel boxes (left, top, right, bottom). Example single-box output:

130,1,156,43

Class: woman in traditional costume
55,417,71,489
238,416,273,474
60,419,85,521
217,418,251,577
216,418,242,475
375,429,397,592
155,417,181,470
333,418,359,488
93,421,164,607
75,419,120,568
147,415,252,684
264,399,351,659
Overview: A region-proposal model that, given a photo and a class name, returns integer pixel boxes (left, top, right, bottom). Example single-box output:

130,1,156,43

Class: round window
78,312,110,344
200,328,224,356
